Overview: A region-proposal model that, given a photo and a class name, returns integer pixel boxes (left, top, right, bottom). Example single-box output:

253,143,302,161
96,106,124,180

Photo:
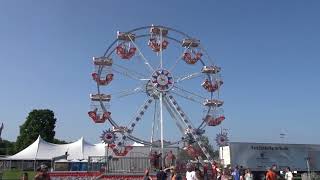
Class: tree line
0,109,67,155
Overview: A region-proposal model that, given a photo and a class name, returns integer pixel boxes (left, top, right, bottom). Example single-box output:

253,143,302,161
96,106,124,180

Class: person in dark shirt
156,167,167,180
34,164,50,180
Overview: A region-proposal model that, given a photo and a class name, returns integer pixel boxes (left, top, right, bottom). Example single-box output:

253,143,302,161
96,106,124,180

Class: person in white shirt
186,163,199,180
244,169,253,180
284,167,293,180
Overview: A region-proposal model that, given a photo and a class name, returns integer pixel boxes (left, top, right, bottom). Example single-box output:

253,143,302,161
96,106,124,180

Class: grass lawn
2,170,36,180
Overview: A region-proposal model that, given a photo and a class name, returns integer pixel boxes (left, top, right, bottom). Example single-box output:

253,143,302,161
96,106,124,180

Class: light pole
280,133,286,144
218,127,229,166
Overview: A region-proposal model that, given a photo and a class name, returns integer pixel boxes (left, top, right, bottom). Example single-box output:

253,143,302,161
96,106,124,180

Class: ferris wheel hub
151,69,174,92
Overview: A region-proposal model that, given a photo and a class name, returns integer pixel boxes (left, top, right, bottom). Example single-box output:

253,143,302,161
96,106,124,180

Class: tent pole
106,144,109,174
51,159,53,172
34,160,36,171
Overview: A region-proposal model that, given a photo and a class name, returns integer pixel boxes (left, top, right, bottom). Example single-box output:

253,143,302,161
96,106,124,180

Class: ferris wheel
88,25,225,161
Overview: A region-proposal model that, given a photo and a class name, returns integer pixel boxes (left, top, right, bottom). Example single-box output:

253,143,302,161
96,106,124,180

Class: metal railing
88,156,153,173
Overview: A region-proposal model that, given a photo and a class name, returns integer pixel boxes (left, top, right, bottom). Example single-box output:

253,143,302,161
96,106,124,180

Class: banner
221,142,320,171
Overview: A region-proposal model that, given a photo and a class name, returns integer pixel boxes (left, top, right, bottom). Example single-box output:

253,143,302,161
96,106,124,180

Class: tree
199,135,219,159
0,140,15,155
15,109,56,152
52,138,68,144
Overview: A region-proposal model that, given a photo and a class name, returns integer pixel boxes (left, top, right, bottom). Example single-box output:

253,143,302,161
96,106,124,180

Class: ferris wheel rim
92,25,223,151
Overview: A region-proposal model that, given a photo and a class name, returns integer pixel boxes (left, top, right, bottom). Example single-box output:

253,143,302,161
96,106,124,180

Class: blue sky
0,0,320,146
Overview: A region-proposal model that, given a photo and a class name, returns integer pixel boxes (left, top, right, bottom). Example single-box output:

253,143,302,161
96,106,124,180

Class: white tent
4,136,179,161
6,136,105,160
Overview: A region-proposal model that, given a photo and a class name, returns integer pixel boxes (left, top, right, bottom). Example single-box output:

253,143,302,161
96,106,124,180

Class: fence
0,161,10,171
0,160,51,171
88,156,153,173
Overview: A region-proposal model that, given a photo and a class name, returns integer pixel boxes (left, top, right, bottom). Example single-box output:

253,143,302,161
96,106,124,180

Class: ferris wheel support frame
164,94,212,161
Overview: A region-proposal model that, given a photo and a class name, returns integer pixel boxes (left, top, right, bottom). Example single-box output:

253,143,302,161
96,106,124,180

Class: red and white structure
88,25,226,162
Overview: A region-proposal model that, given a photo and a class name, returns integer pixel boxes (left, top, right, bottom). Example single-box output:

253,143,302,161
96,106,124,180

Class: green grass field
1,170,36,180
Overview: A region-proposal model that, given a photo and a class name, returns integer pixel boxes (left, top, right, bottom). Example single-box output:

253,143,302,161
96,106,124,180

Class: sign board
220,142,320,171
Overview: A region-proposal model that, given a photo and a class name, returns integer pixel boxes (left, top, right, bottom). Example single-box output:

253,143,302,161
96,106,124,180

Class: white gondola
93,57,113,66
201,66,221,74
203,99,224,107
117,31,135,41
182,39,200,48
150,26,168,36
90,94,111,102
112,126,128,133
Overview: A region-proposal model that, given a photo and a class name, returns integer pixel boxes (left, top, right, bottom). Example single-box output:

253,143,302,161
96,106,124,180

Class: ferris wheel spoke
174,72,202,83
160,28,163,68
113,64,150,81
170,91,203,104
169,43,192,72
126,98,154,133
113,63,148,78
173,85,207,101
112,86,145,99
128,36,155,72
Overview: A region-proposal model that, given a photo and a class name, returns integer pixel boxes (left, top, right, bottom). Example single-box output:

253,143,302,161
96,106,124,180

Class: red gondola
182,51,202,64
201,79,223,92
110,145,133,156
92,73,113,85
88,109,111,123
148,38,169,52
204,115,225,126
116,45,136,59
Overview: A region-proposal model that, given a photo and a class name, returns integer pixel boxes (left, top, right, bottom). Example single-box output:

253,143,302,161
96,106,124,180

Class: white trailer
220,142,320,172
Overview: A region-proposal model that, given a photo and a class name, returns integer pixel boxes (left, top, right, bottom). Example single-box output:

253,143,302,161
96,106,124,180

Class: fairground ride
88,25,225,163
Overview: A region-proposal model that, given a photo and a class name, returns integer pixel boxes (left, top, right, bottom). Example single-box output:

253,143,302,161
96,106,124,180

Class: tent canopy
3,136,180,161
6,136,105,160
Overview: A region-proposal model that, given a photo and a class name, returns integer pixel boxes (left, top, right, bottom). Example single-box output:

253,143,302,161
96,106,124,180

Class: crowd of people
143,162,295,180
19,157,294,180
149,151,176,169
19,164,50,180
144,162,212,180
215,164,294,180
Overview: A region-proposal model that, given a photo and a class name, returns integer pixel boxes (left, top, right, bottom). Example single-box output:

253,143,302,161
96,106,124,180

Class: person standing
165,150,176,168
143,169,152,180
186,163,199,180
220,170,229,180
34,164,50,180
21,172,28,180
266,165,277,180
284,167,293,180
244,169,253,180
156,167,167,180
231,166,240,180
169,166,178,180
211,161,219,180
